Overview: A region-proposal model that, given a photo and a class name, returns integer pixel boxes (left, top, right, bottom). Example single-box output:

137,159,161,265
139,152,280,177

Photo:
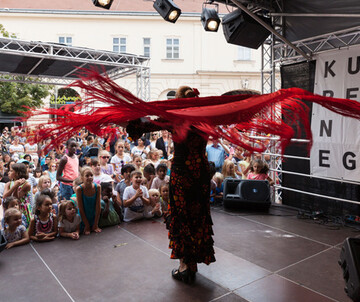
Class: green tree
0,25,52,115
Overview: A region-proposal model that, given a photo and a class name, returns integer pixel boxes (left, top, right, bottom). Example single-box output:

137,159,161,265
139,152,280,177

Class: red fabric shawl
25,69,360,153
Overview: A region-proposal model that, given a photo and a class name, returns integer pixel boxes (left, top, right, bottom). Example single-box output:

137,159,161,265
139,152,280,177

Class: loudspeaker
223,178,271,210
222,9,271,49
339,237,360,302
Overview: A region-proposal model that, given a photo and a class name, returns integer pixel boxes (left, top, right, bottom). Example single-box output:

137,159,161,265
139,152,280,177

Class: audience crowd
0,125,273,249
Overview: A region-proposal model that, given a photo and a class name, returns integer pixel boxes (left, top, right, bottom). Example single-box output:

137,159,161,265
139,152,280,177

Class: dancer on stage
25,69,360,284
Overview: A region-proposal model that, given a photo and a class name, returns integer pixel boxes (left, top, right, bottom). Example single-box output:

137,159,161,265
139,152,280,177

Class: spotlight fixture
92,0,114,10
201,3,220,32
153,0,181,23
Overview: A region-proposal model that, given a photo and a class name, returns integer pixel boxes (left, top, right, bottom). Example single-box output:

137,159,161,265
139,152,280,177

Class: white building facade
0,2,262,101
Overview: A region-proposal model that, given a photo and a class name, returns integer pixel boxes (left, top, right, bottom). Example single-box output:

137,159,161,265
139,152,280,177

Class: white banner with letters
310,47,360,182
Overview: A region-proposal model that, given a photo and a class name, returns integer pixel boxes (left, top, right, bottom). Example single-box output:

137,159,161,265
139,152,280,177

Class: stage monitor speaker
222,9,271,49
223,178,270,210
339,237,360,302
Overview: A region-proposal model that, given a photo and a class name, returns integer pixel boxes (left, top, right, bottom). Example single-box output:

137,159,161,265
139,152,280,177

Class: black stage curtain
281,61,360,216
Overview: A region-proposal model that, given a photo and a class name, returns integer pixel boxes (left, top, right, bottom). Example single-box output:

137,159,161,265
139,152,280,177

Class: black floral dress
168,130,215,272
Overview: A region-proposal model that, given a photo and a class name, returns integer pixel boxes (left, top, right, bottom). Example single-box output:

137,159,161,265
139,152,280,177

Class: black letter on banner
325,60,336,78
323,90,334,97
348,56,360,75
319,150,330,167
343,152,356,170
320,120,332,137
346,88,359,99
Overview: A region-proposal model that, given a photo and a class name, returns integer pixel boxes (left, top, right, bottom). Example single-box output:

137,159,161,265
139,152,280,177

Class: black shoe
172,268,196,284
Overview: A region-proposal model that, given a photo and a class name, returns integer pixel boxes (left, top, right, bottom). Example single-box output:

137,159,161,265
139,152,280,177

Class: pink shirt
62,154,79,185
247,173,268,181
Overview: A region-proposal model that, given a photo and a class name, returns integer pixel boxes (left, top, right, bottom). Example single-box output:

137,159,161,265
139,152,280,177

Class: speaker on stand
339,237,360,302
222,9,272,49
223,178,271,210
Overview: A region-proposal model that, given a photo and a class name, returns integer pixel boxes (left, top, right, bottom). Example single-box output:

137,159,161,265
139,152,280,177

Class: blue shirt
206,144,225,169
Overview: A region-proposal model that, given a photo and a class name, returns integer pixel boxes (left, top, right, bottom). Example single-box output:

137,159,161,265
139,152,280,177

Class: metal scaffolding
0,37,151,100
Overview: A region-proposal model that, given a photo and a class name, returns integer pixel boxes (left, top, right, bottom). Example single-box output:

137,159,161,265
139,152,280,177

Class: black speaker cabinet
223,178,271,210
222,9,271,49
339,237,360,302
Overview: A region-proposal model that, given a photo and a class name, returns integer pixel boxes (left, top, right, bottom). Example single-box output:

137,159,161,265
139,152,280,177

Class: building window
59,36,72,46
143,38,151,57
166,38,179,59
237,46,251,60
167,90,176,99
113,37,127,53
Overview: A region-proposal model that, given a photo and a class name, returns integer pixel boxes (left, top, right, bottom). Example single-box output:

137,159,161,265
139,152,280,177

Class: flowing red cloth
25,69,360,152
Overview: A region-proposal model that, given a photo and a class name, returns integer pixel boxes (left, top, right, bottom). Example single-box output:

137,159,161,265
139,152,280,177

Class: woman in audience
3,163,32,225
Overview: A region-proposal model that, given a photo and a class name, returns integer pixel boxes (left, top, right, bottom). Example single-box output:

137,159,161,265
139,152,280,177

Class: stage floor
0,205,356,302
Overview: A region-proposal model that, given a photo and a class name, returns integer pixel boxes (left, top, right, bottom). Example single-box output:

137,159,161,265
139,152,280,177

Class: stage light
153,0,181,23
92,0,114,9
201,5,220,32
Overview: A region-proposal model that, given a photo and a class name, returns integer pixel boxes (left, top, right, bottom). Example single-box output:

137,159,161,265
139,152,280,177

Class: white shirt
110,153,132,174
123,185,152,222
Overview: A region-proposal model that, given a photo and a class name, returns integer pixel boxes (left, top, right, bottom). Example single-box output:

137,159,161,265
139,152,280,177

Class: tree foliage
0,25,52,115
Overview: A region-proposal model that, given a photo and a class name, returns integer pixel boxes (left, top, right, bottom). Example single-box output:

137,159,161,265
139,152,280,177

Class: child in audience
150,163,170,190
221,160,236,179
147,189,162,217
247,159,274,185
44,160,57,185
238,152,251,179
123,170,151,222
34,175,52,205
143,163,156,190
159,184,169,215
1,196,28,229
2,208,30,249
98,150,115,178
58,200,80,240
110,140,132,183
211,172,224,204
115,164,135,207
33,168,42,185
147,149,160,168
29,194,58,242
70,177,82,208
99,182,122,227
76,167,102,235
90,158,113,185
132,155,143,173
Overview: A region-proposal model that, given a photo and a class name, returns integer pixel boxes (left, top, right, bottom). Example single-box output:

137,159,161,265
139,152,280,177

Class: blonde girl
110,140,131,183
221,160,236,179
44,160,57,185
147,188,162,217
132,154,143,172
34,175,52,207
3,208,30,249
147,149,160,168
29,194,58,242
3,163,32,225
98,150,114,177
76,167,102,235
58,200,80,240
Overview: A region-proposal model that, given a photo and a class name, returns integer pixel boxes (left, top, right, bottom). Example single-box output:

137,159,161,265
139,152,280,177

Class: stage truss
0,37,151,101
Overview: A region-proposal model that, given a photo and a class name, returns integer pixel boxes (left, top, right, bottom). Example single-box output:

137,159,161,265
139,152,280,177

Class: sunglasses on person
101,156,110,159
152,133,157,136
